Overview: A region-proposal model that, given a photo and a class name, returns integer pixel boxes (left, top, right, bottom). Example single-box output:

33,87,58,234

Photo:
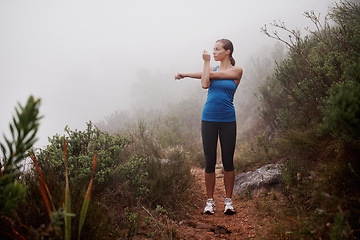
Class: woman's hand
175,72,185,80
202,50,210,62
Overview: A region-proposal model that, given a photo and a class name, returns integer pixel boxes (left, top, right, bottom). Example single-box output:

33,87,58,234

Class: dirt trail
176,167,279,240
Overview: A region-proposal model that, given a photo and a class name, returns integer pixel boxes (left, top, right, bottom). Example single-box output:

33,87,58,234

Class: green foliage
119,120,194,210
331,212,350,240
0,96,41,215
234,133,276,173
124,207,139,239
63,140,72,240
321,80,360,142
98,95,205,167
319,1,360,144
27,139,97,240
17,114,195,239
158,115,182,146
0,96,41,240
0,177,26,215
118,155,149,197
78,156,95,240
280,157,315,206
35,122,130,187
254,1,360,238
259,1,360,134
1,96,42,173
16,123,130,239
144,149,194,210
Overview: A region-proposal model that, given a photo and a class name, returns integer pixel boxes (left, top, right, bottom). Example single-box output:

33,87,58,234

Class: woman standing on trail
175,39,243,215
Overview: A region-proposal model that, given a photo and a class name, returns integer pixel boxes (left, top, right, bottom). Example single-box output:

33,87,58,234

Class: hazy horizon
0,0,336,148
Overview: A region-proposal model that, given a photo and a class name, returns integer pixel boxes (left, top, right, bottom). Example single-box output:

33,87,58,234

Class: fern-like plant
0,95,41,215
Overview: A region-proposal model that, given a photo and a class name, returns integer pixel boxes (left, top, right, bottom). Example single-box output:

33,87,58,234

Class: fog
0,0,336,148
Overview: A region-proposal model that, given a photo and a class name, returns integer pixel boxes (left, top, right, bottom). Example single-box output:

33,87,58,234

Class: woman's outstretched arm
174,68,215,80
174,72,202,80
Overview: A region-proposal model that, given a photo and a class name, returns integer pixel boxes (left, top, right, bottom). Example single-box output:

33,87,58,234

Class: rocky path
175,167,287,239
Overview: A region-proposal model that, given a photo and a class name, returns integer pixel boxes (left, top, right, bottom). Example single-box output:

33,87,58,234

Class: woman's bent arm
201,50,211,89
209,66,243,81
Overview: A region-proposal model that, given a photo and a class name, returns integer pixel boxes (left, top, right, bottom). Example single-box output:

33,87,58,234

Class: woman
175,39,243,215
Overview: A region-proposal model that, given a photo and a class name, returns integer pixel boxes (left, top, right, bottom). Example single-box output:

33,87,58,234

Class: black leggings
201,120,236,173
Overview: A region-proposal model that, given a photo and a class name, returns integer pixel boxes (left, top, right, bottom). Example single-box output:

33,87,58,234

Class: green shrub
0,177,26,215
35,122,130,187
119,119,194,211
255,1,360,238
144,148,194,212
17,115,195,239
124,207,140,239
117,155,149,197
321,80,360,142
117,120,194,212
235,132,278,173
16,123,131,239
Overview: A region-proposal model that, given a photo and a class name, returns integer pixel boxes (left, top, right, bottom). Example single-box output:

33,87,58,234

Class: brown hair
216,39,235,66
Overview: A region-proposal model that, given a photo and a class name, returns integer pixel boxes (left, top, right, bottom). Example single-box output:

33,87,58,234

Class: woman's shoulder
231,66,243,75
231,65,242,71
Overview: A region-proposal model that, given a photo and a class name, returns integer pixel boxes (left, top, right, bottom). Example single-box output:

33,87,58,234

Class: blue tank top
202,66,238,122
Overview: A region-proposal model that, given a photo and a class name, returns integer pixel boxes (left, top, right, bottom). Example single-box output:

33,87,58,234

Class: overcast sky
0,0,336,148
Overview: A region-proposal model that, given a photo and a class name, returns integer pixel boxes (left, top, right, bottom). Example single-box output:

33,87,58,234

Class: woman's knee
223,161,234,172
205,160,216,173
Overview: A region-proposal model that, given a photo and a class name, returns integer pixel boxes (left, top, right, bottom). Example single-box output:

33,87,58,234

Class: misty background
0,0,335,148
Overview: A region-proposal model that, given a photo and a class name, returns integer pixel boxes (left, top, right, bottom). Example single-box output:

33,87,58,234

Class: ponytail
230,56,235,66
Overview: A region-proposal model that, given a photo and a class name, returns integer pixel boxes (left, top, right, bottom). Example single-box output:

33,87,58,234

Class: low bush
35,122,131,187
235,132,278,173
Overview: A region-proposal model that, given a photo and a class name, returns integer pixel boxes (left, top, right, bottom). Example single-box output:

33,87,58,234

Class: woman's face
213,41,230,61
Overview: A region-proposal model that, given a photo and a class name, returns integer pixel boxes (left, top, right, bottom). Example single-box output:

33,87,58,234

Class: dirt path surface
176,167,286,240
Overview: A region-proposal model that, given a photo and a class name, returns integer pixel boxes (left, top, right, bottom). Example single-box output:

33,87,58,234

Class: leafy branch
0,96,42,175
0,96,41,216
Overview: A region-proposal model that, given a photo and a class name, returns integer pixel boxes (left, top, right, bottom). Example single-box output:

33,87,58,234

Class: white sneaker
204,198,215,215
224,198,235,215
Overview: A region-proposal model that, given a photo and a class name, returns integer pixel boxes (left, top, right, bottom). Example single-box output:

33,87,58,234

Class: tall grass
29,138,96,240
63,138,71,240
78,154,96,240
29,152,55,221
